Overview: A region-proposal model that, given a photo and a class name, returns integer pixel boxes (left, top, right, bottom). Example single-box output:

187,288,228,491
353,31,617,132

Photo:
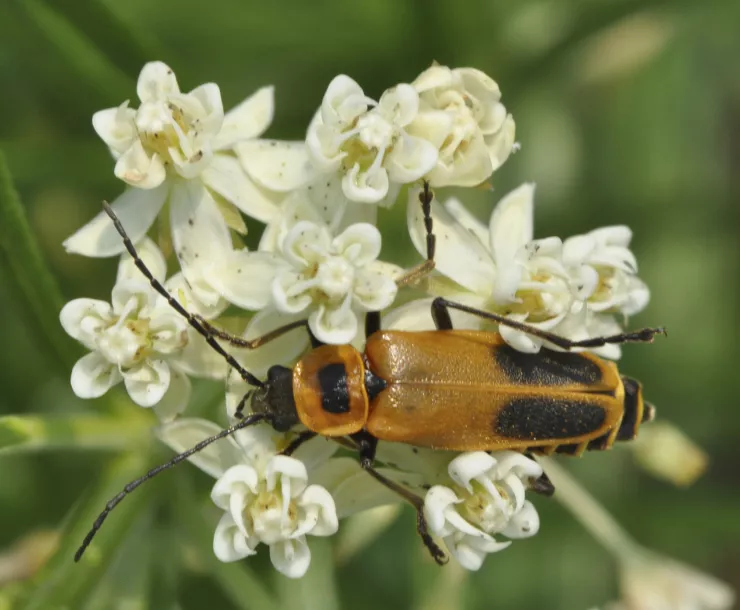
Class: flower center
458,481,514,534
314,256,355,300
97,317,151,367
246,487,299,545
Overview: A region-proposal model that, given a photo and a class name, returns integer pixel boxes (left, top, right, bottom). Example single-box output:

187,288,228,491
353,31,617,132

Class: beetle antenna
102,201,264,389
74,412,270,562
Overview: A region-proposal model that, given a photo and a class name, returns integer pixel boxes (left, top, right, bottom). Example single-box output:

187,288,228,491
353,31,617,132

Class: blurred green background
0,0,739,608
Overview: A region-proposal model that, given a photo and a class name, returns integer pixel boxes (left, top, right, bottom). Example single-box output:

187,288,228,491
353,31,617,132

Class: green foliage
0,0,738,608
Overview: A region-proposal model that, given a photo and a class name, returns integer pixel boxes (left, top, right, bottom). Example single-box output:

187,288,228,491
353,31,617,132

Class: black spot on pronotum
495,345,603,386
317,363,350,414
496,397,606,440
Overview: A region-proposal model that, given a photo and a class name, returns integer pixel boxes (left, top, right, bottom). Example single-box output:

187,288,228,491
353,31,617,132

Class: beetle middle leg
351,431,448,565
431,297,666,349
396,181,436,288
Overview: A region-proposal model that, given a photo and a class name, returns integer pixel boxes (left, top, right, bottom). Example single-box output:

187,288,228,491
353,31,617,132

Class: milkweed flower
408,65,516,187
63,61,280,275
158,420,339,578
424,451,542,570
305,75,439,205
59,239,225,420
406,183,648,355
208,194,402,344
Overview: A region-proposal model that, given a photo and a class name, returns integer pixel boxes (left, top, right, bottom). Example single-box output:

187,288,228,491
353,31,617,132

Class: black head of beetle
250,365,300,432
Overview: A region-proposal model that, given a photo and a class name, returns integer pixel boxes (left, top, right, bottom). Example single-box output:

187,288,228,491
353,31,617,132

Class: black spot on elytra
496,397,606,440
318,363,350,414
495,345,603,386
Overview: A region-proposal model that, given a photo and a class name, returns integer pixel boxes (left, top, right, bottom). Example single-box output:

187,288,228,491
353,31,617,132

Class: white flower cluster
61,61,649,577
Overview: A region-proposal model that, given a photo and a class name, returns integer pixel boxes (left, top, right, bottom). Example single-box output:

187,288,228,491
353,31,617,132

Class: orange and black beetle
74,189,663,564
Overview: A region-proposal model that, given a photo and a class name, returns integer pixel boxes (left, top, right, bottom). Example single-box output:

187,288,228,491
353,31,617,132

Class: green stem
0,413,150,455
540,457,640,561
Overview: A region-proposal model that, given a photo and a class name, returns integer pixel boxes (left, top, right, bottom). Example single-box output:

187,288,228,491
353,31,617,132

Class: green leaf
40,0,158,82
174,480,280,610
14,450,154,610
0,413,150,455
0,149,78,374
82,508,154,610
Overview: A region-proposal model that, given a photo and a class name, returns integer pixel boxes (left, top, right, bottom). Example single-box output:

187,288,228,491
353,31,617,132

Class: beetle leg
431,297,666,349
396,181,437,288
351,432,448,566
365,311,382,337
102,202,264,389
281,431,318,456
195,316,311,349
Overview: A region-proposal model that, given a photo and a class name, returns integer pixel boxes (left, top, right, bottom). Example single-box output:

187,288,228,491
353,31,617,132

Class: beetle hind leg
352,431,448,565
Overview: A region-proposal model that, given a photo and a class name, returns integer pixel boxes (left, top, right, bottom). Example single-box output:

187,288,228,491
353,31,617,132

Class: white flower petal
321,75,369,126
60,299,113,348
70,352,121,398
353,268,398,312
211,464,259,510
92,102,136,156
424,486,462,535
447,452,497,492
122,359,171,407
214,86,274,150
622,277,650,316
207,250,282,311
489,183,535,266
447,534,510,571
487,114,516,171
213,513,258,562
201,153,281,224
491,451,543,480
298,485,339,536
270,538,311,579
163,272,227,320
342,164,389,204
117,236,167,284
152,368,191,422
443,197,489,245
385,134,439,183
157,417,241,478
501,501,540,539
169,181,232,305
114,140,167,189
236,140,316,192
407,187,495,293
187,83,224,136
309,303,358,345
63,184,168,257
136,61,179,103
331,223,382,266
378,83,418,127
265,455,308,494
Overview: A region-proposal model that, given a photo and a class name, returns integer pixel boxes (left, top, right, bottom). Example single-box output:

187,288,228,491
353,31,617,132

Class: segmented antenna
75,412,269,561
102,202,264,389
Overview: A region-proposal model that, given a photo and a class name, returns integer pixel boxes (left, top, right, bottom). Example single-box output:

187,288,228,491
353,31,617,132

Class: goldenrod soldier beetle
73,184,664,565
